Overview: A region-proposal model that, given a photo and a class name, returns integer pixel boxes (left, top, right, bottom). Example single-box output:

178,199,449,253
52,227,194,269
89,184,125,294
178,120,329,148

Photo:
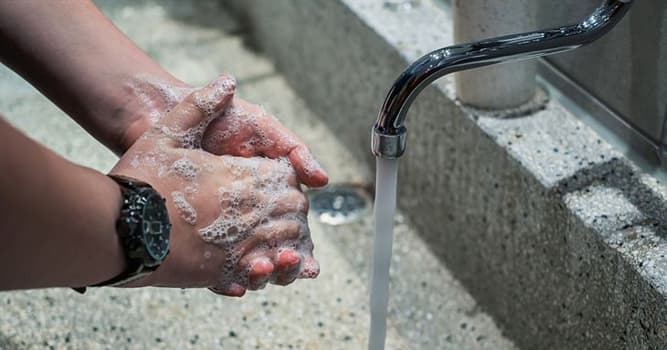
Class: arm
0,77,319,295
0,117,126,290
0,0,328,187
0,0,185,155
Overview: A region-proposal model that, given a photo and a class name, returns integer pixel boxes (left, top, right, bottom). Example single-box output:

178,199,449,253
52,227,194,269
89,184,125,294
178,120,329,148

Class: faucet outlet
372,127,407,159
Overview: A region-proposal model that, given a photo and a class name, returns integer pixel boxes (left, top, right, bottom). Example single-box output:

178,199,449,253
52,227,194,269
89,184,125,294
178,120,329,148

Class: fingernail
278,250,301,268
302,151,325,177
249,258,274,278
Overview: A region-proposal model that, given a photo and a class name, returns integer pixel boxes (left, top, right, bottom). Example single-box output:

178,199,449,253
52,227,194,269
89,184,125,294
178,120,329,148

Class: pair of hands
112,75,328,296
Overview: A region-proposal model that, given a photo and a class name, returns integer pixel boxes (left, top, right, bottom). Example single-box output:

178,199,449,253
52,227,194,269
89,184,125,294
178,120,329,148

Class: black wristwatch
73,175,171,293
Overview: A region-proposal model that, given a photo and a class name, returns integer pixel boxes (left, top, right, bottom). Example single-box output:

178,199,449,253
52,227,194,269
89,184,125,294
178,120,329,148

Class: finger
298,255,320,279
201,114,256,157
156,75,235,138
293,238,319,279
272,248,302,286
255,118,328,188
246,257,274,290
269,189,309,217
209,283,246,297
249,114,327,188
287,145,329,188
201,101,328,188
233,219,302,258
252,156,299,188
257,220,302,248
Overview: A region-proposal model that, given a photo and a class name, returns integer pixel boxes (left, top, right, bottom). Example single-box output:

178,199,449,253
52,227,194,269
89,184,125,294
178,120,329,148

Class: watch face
141,192,171,261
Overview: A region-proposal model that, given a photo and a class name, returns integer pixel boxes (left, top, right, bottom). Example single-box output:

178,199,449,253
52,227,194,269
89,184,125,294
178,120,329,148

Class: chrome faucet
371,0,634,159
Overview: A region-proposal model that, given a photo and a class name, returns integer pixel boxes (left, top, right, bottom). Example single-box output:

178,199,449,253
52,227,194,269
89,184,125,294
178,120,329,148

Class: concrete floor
0,1,515,349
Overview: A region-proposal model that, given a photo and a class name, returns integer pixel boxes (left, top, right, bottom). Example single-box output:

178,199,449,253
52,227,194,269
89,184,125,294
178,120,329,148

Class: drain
307,184,372,225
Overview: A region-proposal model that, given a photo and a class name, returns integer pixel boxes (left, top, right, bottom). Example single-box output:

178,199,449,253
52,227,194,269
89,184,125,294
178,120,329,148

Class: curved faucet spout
372,0,634,159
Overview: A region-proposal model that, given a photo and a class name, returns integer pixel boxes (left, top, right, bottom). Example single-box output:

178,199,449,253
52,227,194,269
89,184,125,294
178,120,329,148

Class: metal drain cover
307,184,372,225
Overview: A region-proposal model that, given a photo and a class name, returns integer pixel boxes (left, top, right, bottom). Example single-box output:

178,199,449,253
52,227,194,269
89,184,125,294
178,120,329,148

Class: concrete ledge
225,0,667,348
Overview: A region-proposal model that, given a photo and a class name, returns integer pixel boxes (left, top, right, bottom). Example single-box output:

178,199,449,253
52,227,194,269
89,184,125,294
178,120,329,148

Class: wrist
75,174,172,291
114,75,191,154
70,168,128,288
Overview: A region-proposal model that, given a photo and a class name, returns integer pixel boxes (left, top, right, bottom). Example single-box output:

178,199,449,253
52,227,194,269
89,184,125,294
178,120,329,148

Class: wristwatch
73,175,171,293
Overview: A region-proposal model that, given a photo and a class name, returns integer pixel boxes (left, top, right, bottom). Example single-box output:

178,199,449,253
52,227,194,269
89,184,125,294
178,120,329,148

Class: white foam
126,75,193,123
171,191,197,225
201,104,291,156
170,157,199,181
301,153,322,177
177,76,236,149
126,74,320,291
193,156,317,288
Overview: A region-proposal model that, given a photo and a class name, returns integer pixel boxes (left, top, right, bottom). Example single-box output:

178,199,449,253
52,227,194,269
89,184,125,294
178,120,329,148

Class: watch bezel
139,189,171,262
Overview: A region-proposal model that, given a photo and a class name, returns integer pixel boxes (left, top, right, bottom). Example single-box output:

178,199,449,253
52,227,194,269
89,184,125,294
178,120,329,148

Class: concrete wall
224,0,667,348
541,0,667,154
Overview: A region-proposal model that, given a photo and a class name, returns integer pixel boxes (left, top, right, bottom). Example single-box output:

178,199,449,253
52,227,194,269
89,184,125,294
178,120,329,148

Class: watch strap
72,175,168,294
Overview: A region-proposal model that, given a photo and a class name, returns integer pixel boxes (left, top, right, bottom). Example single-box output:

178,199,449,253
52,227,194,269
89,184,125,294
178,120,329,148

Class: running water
368,158,399,350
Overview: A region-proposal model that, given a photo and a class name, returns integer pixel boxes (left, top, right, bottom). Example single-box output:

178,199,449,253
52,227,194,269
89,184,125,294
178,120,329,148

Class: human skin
0,0,328,188
0,77,319,296
0,116,127,290
0,0,327,296
116,76,320,295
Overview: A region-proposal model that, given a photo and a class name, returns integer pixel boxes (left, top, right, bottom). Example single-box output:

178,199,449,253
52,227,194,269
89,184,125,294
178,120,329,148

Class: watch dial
142,193,171,260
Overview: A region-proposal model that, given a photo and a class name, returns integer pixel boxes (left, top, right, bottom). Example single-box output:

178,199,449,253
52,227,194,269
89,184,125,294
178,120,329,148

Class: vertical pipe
454,0,538,109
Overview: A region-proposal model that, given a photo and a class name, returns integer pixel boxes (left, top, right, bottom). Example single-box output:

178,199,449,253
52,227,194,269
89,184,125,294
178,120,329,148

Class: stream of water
368,158,399,350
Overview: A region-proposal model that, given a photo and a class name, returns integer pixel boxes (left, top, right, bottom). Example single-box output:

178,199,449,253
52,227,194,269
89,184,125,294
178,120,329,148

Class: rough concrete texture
223,0,667,348
0,0,515,349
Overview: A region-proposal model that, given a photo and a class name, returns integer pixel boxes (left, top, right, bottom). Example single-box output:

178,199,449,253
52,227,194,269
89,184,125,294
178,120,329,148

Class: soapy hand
121,76,328,188
201,98,328,188
112,76,320,296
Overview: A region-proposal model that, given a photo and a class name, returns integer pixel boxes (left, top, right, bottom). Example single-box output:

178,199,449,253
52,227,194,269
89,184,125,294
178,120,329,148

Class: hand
201,98,329,188
112,76,320,296
120,75,328,188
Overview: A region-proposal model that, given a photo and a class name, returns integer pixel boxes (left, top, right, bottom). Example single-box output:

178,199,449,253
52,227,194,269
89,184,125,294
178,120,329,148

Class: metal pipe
454,0,538,109
372,0,634,159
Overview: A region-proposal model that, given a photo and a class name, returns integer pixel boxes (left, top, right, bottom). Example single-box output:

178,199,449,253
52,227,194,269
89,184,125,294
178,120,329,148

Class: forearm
0,0,186,154
0,118,125,290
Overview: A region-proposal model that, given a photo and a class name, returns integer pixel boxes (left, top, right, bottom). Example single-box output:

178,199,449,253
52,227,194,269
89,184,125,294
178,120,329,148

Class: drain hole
307,183,372,225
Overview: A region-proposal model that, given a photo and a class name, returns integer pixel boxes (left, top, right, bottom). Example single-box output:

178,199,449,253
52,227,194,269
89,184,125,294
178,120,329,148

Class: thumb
156,74,235,146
